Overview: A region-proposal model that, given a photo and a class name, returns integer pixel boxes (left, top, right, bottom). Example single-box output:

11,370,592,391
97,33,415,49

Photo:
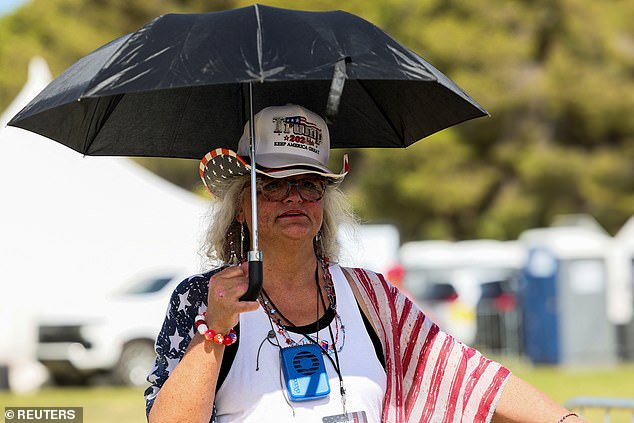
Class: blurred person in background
144,104,583,422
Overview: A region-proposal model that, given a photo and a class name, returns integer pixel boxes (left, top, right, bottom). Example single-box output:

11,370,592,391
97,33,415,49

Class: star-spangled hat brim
199,148,348,198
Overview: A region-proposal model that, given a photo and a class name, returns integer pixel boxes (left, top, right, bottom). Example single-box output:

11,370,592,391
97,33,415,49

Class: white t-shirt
215,263,386,422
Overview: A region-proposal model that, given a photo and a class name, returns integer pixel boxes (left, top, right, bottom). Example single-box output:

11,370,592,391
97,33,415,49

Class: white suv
36,272,184,386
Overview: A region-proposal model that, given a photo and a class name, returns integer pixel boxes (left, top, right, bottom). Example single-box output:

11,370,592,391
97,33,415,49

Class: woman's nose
284,184,303,202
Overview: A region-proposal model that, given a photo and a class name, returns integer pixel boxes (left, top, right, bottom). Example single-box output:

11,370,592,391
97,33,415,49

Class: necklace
259,258,346,354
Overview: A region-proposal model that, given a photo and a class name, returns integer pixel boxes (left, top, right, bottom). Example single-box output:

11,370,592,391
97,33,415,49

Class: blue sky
0,0,28,15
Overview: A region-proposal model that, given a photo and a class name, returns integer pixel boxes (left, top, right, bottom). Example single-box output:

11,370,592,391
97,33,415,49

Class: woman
145,104,582,422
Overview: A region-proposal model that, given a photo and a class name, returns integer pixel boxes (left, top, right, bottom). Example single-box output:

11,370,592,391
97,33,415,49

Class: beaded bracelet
557,412,578,423
194,313,237,346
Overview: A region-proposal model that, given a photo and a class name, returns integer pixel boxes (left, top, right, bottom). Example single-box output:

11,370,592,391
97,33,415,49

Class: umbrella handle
240,251,263,301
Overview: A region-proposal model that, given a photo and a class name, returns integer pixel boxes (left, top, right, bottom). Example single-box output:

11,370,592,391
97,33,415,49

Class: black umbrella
8,4,488,300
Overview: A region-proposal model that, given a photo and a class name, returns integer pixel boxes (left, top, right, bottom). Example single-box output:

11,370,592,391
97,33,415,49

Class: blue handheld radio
279,344,330,401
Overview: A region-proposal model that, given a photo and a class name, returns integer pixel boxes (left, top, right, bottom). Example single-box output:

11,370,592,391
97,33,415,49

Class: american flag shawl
342,267,511,423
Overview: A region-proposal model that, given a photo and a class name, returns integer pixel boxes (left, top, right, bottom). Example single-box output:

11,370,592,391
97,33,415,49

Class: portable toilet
613,216,634,359
519,226,617,365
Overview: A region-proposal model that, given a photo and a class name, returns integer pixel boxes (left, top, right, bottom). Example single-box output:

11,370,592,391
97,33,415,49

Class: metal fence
474,297,523,357
565,397,634,423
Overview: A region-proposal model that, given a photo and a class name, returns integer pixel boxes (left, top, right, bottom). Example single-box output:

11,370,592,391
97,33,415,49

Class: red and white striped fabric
344,268,511,423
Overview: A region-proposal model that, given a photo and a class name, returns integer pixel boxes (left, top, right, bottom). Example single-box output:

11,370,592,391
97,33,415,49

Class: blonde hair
202,175,355,267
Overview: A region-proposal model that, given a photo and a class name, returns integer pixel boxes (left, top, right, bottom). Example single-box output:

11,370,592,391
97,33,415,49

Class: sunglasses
257,177,326,202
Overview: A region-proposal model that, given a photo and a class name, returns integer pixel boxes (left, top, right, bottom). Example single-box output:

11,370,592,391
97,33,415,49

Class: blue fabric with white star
144,268,222,419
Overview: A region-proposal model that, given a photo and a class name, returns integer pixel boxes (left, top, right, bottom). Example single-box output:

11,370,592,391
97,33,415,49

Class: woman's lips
278,209,306,218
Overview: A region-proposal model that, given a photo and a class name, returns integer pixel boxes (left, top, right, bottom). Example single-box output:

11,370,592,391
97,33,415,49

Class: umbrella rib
81,98,103,154
357,79,404,147
254,5,264,83
81,95,123,155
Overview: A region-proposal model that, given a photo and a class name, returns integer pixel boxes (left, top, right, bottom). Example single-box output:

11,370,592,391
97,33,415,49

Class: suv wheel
113,340,156,387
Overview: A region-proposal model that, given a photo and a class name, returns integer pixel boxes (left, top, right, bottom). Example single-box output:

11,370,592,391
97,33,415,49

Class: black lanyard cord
315,266,347,415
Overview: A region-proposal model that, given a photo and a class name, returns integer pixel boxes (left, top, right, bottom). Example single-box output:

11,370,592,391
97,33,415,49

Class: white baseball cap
200,104,348,197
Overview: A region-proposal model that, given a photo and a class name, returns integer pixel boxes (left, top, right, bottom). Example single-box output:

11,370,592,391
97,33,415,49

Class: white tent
0,58,210,391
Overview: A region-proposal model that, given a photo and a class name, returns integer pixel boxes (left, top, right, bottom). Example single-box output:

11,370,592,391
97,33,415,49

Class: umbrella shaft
248,82,259,252
241,82,263,303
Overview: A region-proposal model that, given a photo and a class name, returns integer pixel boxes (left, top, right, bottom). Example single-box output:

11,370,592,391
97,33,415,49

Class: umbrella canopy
8,4,487,159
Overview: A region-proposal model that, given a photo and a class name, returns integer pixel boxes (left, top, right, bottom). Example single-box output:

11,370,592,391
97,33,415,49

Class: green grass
0,363,632,423
499,359,634,404
0,387,146,423
498,358,634,422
